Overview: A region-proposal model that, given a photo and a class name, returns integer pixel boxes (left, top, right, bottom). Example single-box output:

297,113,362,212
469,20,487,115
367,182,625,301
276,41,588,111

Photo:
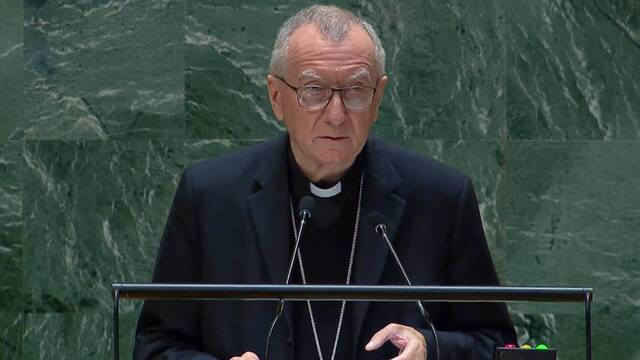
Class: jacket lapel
351,137,406,355
245,134,295,345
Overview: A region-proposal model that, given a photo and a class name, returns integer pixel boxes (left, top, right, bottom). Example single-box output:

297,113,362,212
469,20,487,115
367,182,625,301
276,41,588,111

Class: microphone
298,195,314,221
369,211,441,360
283,195,315,285
265,196,315,360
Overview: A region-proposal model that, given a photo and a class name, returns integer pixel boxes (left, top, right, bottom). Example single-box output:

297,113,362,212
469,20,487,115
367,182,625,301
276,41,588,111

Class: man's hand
229,351,260,360
365,323,427,360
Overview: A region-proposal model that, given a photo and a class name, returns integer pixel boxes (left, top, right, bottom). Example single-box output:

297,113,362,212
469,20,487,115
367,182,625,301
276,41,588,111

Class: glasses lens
299,85,331,110
343,87,374,110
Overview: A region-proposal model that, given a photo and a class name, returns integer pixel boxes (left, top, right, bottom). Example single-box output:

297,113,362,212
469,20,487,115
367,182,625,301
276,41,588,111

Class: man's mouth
319,136,348,141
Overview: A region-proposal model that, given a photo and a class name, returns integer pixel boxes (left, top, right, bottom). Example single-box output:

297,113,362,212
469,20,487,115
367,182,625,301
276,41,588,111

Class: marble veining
507,0,640,140
20,0,185,140
0,0,24,142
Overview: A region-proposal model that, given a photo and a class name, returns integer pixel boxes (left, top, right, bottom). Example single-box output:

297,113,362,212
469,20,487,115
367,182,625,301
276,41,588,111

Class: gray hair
269,5,386,77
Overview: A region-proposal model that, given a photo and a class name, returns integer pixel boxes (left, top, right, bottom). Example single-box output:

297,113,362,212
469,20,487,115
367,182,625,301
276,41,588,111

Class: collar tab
309,181,342,198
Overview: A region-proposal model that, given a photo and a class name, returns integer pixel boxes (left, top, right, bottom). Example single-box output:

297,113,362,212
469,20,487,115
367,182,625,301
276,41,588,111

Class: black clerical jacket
134,134,516,360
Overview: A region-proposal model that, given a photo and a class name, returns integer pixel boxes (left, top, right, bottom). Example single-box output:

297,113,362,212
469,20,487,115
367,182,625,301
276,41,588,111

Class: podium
111,284,593,360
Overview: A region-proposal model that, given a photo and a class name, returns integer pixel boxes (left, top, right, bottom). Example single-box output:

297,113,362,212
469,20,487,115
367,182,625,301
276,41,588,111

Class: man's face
267,24,387,182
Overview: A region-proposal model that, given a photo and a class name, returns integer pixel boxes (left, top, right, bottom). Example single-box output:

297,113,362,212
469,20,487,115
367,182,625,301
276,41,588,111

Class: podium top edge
110,284,593,303
111,284,593,292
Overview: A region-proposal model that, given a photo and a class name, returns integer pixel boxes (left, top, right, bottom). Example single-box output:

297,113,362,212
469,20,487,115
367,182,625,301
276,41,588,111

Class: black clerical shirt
288,147,364,360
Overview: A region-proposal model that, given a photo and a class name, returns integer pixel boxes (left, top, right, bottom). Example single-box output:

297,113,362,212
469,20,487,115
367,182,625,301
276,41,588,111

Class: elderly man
134,5,515,360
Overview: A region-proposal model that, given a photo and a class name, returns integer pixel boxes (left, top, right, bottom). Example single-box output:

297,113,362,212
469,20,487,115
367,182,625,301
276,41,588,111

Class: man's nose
322,90,347,125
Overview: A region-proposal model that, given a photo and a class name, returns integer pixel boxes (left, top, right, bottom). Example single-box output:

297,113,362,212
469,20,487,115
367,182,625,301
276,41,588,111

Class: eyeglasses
275,75,378,111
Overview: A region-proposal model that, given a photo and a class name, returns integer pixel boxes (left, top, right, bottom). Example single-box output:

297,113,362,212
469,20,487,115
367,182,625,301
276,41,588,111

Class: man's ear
372,75,388,122
266,74,284,121
374,75,388,106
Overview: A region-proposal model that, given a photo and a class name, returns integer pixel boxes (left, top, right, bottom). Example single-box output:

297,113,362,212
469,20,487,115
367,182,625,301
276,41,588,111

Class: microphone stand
264,201,313,360
375,222,441,360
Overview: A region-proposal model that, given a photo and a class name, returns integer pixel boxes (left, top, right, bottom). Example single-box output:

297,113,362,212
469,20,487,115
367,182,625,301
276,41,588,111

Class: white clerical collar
309,181,342,198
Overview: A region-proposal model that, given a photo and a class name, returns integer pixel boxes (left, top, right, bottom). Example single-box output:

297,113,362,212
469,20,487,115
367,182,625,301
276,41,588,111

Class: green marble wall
0,0,638,359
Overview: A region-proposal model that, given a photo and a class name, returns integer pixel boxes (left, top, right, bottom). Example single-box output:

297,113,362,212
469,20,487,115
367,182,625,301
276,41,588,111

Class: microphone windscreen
298,195,316,216
368,211,386,226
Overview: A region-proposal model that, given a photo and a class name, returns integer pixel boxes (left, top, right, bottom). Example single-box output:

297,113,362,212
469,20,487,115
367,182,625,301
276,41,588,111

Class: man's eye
343,86,367,96
301,86,327,96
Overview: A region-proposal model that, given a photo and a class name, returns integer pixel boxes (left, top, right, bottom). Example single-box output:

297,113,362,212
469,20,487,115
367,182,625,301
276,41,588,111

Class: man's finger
241,352,260,360
229,352,260,360
366,323,427,359
388,334,409,349
389,338,421,360
365,323,401,351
